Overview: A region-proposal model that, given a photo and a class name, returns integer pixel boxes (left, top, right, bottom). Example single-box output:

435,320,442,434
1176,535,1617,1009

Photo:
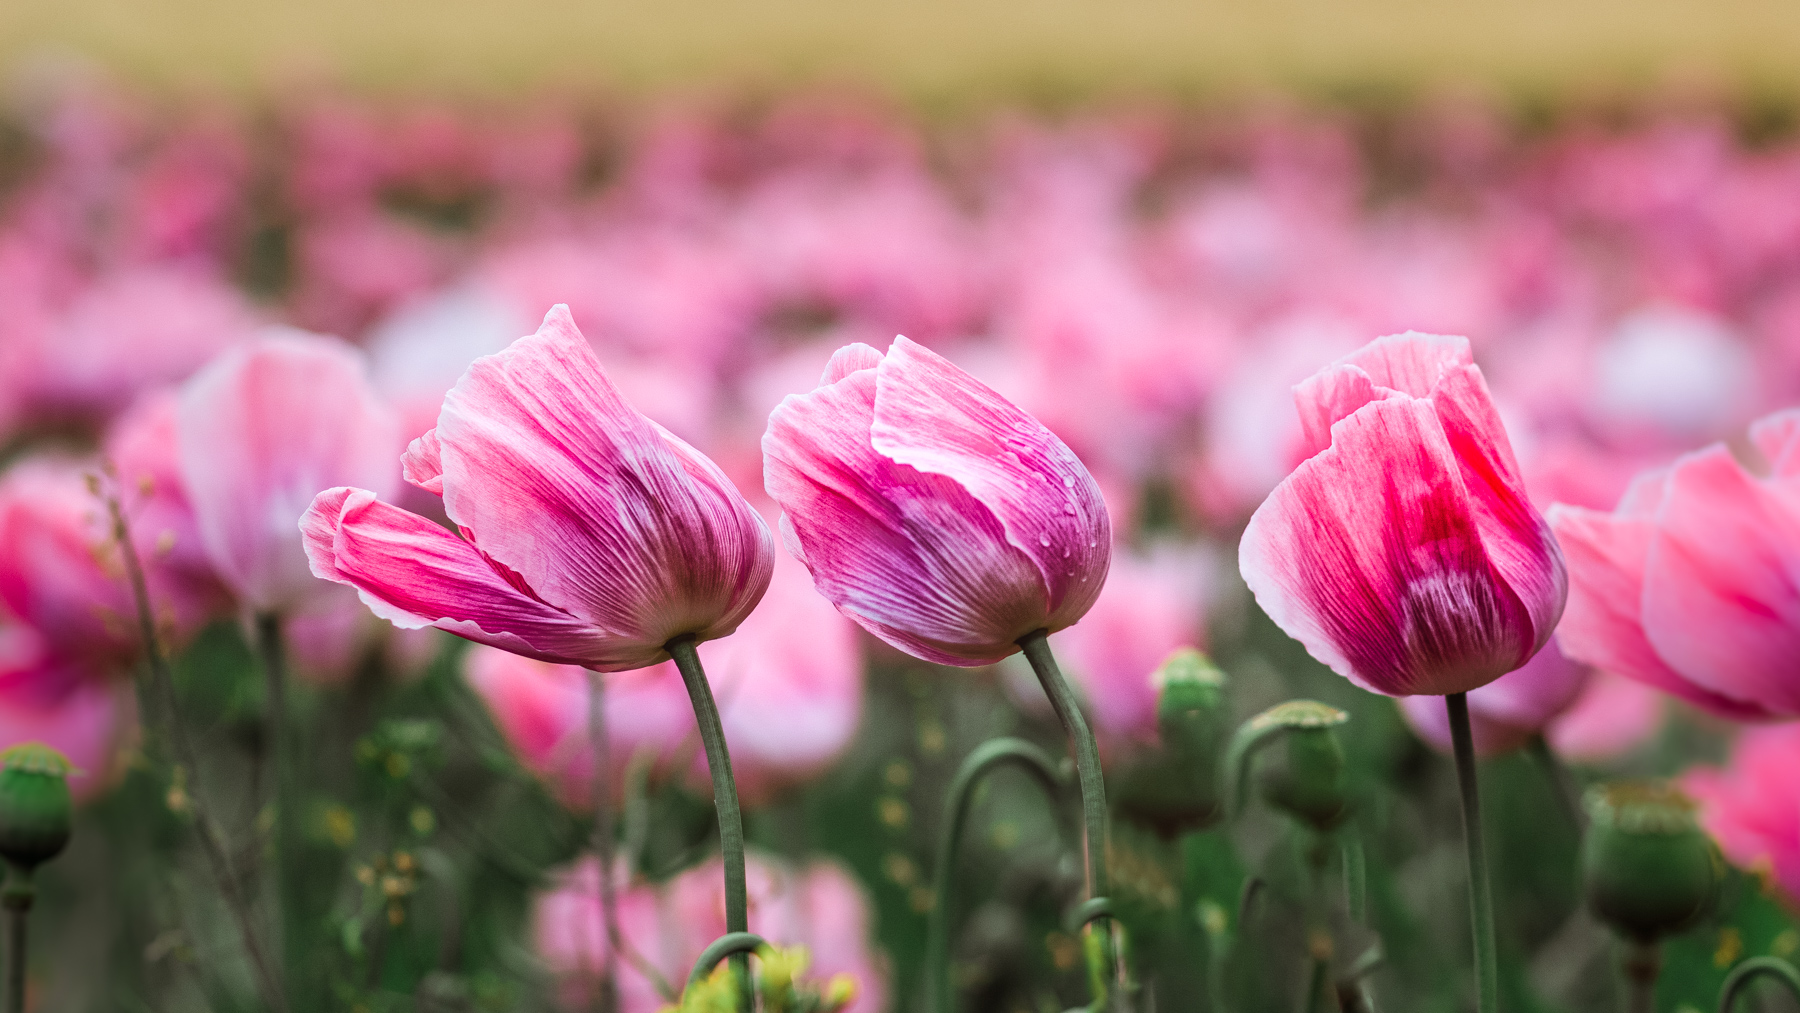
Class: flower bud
1115,649,1229,836
1227,701,1351,833
0,743,76,874
1582,781,1718,942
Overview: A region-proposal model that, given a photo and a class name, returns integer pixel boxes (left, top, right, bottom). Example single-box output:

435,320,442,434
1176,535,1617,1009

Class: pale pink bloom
463,646,695,807
1548,409,1800,719
535,853,885,1013
1588,305,1755,445
104,391,232,626
764,338,1111,667
179,329,403,613
303,306,773,671
1021,545,1211,745
677,549,861,801
366,283,531,443
30,267,255,419
1239,333,1568,697
1683,724,1800,899
1545,671,1663,763
1398,637,1589,756
670,854,886,1013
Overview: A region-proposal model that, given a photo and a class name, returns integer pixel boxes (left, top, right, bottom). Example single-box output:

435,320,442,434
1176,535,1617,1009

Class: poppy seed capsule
0,743,76,874
1115,649,1230,835
1226,700,1352,833
1582,781,1718,942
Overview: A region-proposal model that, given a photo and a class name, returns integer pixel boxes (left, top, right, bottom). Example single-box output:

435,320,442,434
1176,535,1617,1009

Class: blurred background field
4,4,1800,1013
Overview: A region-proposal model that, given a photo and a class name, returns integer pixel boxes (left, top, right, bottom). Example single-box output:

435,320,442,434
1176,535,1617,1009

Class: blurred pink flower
535,853,885,1013
179,328,403,613
463,646,695,807
27,267,255,420
764,338,1110,667
1240,332,1567,697
1025,546,1211,746
1683,724,1800,899
0,664,124,804
1544,671,1663,763
303,306,773,671
1398,637,1589,756
1549,408,1800,719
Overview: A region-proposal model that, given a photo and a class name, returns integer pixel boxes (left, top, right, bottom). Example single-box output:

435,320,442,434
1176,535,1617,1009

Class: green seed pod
0,742,76,873
1226,701,1351,833
1582,781,1718,943
1115,649,1230,836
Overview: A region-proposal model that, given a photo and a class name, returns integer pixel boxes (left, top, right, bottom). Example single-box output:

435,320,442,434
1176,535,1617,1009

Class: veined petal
1340,331,1473,397
1292,366,1390,461
1240,395,1530,696
1641,446,1800,716
819,343,884,385
764,364,1048,665
1546,503,1773,720
869,336,1109,628
301,486,631,668
1431,362,1565,658
402,429,445,494
434,305,771,650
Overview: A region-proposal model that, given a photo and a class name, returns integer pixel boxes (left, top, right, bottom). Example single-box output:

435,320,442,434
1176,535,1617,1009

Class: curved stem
104,488,289,1013
1446,693,1498,1013
686,932,766,990
926,738,1063,1013
1718,956,1800,1013
667,635,751,1012
585,671,622,1012
1624,941,1660,1013
1018,630,1124,1008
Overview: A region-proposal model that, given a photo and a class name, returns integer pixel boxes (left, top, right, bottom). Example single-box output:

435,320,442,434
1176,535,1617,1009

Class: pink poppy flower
1683,724,1800,899
0,663,124,804
1548,409,1800,719
1239,332,1568,697
302,306,773,672
763,337,1110,667
1544,671,1663,763
1397,637,1589,756
534,853,885,1013
179,329,403,613
463,646,695,807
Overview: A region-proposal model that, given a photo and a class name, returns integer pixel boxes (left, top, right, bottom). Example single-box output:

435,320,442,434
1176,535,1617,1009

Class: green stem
105,490,288,1013
926,738,1063,1013
585,671,622,1013
1446,693,1498,1013
667,636,752,1011
1018,630,1123,1007
1301,835,1333,1013
1718,957,1800,1012
1624,942,1660,1013
257,614,306,1010
4,872,28,1013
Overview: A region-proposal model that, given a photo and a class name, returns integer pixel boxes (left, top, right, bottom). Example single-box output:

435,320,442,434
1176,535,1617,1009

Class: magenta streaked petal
1337,331,1472,397
1431,362,1566,658
765,362,1048,665
1641,446,1800,715
301,486,634,668
870,336,1109,627
1292,365,1391,460
433,306,772,652
1546,503,1773,720
402,429,445,494
1240,395,1530,696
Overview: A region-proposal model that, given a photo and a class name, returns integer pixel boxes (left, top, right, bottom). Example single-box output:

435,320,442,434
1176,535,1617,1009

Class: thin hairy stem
103,488,288,1013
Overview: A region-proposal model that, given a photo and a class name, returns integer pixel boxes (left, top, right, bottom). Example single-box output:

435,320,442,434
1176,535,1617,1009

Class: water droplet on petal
1061,548,1071,558
1038,534,1051,547
1062,475,1075,488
